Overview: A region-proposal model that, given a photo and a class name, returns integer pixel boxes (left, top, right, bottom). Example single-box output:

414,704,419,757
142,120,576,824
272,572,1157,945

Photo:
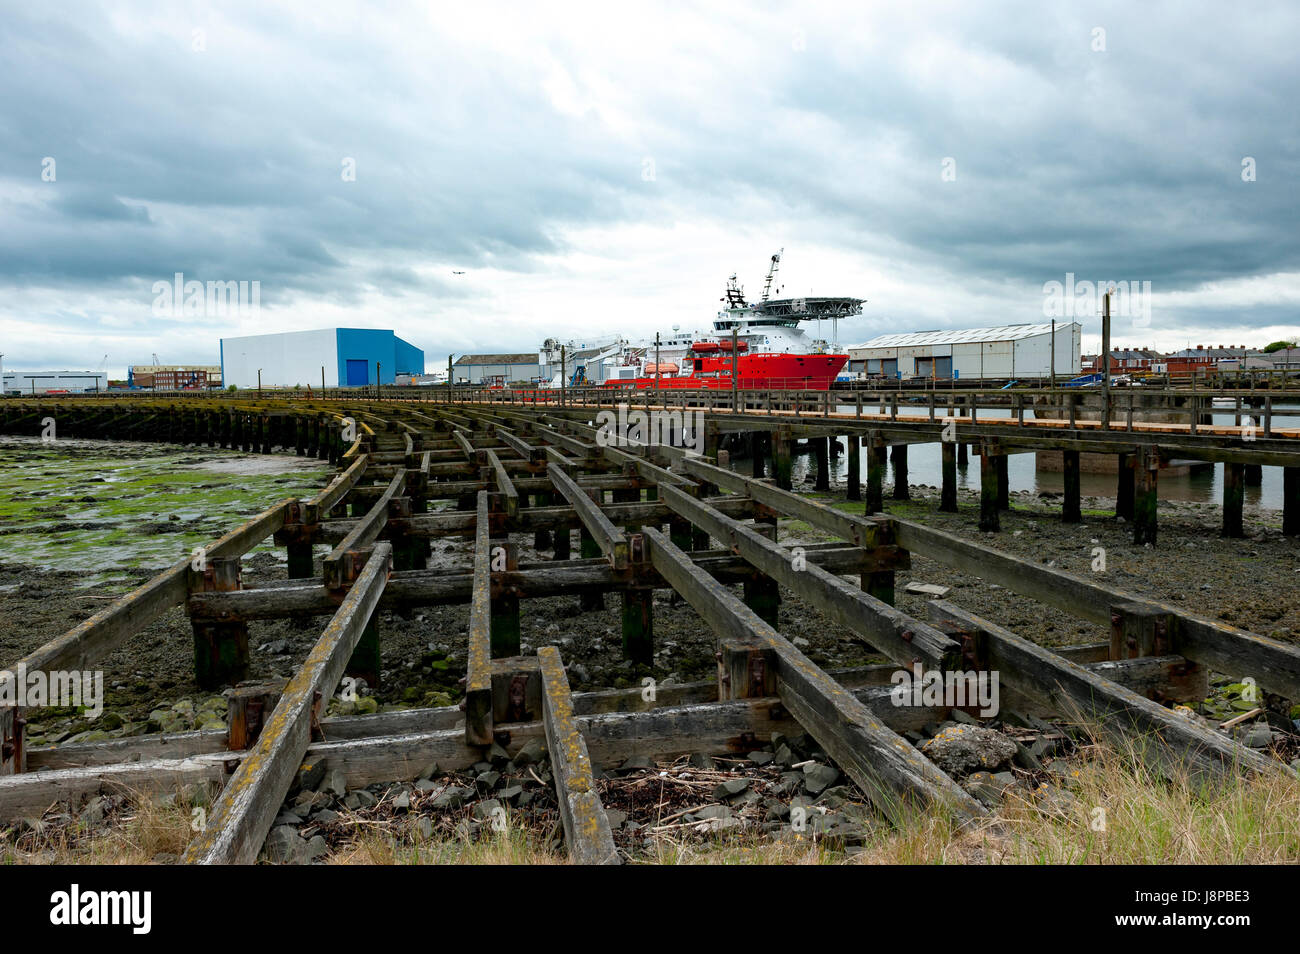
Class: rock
904,581,951,598
430,785,472,809
487,743,511,766
476,771,501,791
473,798,503,820
275,811,304,826
413,761,439,782
748,751,775,766
498,784,524,803
695,804,732,820
1242,723,1274,749
688,752,716,770
320,769,347,797
618,754,655,773
513,739,546,766
605,808,628,829
352,790,378,809
303,835,328,862
263,825,304,863
803,763,840,795
391,792,411,812
295,759,326,793
414,778,438,793
920,725,1017,776
712,778,749,799
313,809,340,823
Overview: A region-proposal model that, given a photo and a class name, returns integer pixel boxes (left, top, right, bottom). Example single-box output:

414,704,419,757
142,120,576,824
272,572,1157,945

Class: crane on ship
760,248,783,301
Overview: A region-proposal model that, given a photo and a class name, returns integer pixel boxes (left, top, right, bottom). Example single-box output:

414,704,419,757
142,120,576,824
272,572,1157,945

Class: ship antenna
761,247,783,302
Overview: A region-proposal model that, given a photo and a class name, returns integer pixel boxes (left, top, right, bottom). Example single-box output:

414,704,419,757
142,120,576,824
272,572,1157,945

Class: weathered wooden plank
182,542,392,865
322,472,404,586
659,484,959,670
641,526,983,825
307,453,368,517
547,462,628,569
896,520,1300,700
465,491,493,745
485,449,519,518
927,600,1274,783
537,647,618,864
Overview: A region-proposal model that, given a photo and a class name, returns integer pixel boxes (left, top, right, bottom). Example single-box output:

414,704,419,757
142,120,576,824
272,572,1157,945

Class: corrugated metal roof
454,353,539,366
850,322,1074,350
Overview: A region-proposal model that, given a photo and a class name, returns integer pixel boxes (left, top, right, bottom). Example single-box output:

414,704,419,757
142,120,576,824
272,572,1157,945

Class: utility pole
257,368,262,398
377,362,382,399
1101,289,1112,430
1050,319,1056,386
654,332,661,398
448,353,453,401
560,345,566,407
321,365,326,394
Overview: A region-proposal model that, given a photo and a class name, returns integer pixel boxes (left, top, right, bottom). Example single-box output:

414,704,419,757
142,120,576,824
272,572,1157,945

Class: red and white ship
541,251,864,391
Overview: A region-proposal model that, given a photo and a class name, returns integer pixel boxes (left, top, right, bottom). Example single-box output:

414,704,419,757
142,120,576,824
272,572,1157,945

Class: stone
688,752,716,770
417,816,434,840
473,798,503,820
920,725,1017,776
712,778,749,799
605,808,628,829
319,768,347,797
513,739,547,766
303,835,328,862
430,785,472,809
1242,724,1274,749
391,791,411,812
263,825,304,864
414,778,438,793
748,751,775,766
803,763,840,795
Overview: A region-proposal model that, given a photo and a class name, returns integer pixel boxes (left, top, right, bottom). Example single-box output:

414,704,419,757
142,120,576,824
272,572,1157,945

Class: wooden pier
1,390,1297,863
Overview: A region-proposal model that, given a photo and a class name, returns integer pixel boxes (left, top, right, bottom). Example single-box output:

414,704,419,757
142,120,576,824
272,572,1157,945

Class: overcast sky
2,0,1298,376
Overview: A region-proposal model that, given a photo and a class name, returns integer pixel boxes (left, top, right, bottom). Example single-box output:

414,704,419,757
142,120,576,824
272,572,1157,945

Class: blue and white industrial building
219,328,424,389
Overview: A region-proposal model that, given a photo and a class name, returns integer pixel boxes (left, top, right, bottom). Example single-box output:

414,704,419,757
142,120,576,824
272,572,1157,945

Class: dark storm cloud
0,0,1296,356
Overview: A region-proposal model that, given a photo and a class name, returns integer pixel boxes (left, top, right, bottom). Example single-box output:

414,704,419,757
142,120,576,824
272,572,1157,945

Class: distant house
1163,345,1250,375
452,353,541,385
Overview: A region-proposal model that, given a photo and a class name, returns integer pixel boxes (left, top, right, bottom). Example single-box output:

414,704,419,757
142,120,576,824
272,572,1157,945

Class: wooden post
957,441,968,466
621,588,654,665
1116,452,1135,520
1109,603,1175,661
995,451,1009,510
1285,467,1299,537
226,683,284,751
490,539,521,657
771,428,793,490
751,432,766,478
1133,447,1158,545
1062,449,1081,523
718,640,776,700
865,433,885,514
979,442,1000,532
189,557,250,690
579,490,604,611
814,436,830,491
533,491,553,550
743,518,781,625
890,443,909,500
553,522,571,561
940,440,957,513
846,434,861,501
1222,462,1245,538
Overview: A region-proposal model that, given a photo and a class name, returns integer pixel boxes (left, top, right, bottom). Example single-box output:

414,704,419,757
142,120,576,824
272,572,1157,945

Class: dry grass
6,735,1298,865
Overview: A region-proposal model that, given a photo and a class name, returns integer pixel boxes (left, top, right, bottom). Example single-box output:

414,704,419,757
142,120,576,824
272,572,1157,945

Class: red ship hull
604,352,848,391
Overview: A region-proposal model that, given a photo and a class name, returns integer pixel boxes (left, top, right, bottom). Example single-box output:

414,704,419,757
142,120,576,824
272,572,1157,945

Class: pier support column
579,504,604,611
553,523,571,561
1133,447,1159,545
940,441,958,512
490,539,521,657
621,588,654,665
814,437,830,491
347,618,382,688
1244,464,1263,486
743,517,781,625
1062,449,1082,523
1285,467,1300,537
865,433,885,514
532,491,552,550
1116,452,1135,520
957,441,969,466
846,435,861,501
995,452,1009,510
1222,463,1245,538
771,428,793,490
979,442,1000,532
189,557,250,690
890,444,910,500
751,432,766,479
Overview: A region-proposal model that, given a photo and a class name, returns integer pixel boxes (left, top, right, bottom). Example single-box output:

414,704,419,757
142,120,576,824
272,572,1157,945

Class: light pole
257,368,262,398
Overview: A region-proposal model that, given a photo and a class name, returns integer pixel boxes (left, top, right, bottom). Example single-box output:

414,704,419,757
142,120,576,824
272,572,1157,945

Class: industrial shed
219,328,424,389
847,322,1081,381
452,353,541,386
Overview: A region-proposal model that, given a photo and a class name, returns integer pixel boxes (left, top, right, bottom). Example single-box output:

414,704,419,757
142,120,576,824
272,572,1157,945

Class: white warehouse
847,322,1081,382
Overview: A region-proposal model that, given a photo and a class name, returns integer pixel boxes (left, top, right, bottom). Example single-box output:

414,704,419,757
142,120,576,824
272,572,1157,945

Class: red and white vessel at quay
542,251,865,392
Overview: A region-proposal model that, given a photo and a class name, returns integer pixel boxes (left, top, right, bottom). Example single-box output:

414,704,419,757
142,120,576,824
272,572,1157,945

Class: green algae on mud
0,437,330,581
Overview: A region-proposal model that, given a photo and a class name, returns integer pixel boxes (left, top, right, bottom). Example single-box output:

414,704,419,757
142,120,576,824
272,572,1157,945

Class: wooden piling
1116,452,1135,520
1133,447,1159,545
865,433,885,514
978,443,1000,532
847,434,861,501
1223,462,1245,538
940,440,957,513
1062,449,1081,523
